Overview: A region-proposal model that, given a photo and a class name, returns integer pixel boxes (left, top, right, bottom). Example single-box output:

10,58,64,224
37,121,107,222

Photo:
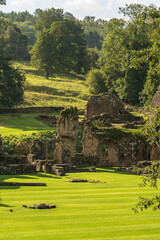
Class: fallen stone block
69,179,88,183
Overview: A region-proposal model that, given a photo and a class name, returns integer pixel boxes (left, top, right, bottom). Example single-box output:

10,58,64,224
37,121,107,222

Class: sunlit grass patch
12,61,90,109
0,169,160,240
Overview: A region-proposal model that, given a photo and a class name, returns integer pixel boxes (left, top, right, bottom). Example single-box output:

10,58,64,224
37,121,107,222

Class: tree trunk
45,70,50,79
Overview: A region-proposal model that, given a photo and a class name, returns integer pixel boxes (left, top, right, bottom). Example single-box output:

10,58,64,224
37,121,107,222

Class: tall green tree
31,19,87,78
34,8,64,33
99,4,158,105
81,16,107,50
0,50,25,108
0,17,29,60
0,0,25,108
131,18,160,105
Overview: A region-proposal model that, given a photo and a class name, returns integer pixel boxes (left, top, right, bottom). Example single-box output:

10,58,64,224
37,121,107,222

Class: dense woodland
0,2,160,108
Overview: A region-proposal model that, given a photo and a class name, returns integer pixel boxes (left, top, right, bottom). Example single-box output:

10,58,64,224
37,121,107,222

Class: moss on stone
58,107,78,122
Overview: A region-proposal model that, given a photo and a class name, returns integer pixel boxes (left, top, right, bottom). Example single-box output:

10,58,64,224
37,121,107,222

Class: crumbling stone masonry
82,121,149,167
54,107,79,164
85,94,140,122
27,138,46,164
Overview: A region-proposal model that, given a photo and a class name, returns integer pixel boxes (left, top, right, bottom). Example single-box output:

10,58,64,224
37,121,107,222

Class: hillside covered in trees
0,3,160,108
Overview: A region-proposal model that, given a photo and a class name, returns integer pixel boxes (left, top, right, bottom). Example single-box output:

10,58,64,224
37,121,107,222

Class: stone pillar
54,107,79,163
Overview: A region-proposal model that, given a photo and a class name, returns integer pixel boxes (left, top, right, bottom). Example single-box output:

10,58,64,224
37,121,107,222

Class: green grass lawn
0,113,55,137
1,168,160,240
13,61,90,109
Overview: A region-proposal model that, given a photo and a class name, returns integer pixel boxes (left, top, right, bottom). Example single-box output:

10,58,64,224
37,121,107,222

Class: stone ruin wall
54,108,79,164
151,85,160,108
82,123,150,167
85,94,129,119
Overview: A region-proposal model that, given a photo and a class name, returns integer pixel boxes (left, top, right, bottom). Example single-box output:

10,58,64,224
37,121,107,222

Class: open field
1,168,160,240
13,62,90,109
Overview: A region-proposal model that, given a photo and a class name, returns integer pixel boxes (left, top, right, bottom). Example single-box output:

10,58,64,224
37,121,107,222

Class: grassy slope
0,113,54,136
0,61,89,136
0,169,160,240
13,62,90,109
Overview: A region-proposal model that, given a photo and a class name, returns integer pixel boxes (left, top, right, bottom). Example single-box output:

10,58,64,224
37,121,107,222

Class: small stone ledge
23,203,56,209
69,179,88,182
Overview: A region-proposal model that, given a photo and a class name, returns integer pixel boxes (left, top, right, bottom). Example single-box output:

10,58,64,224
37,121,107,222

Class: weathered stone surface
82,122,149,167
44,163,96,176
85,94,138,122
0,164,36,175
25,203,56,209
29,138,46,160
71,153,99,166
69,179,88,182
150,143,159,161
151,85,160,108
54,108,79,163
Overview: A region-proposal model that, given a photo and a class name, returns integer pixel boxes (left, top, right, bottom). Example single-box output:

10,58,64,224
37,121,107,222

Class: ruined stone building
85,94,137,122
0,94,159,175
53,95,158,168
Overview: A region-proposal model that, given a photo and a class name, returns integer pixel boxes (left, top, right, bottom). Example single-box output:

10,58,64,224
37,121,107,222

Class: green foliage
0,11,36,47
3,130,56,155
60,107,78,117
76,128,83,153
87,69,107,94
31,17,87,77
130,14,160,105
133,161,160,213
98,4,160,105
133,110,160,213
0,17,29,60
0,52,25,108
142,108,160,152
34,7,64,33
81,16,107,50
85,47,99,71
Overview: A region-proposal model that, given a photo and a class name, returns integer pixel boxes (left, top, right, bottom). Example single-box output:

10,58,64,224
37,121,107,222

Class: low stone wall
72,153,99,166
0,164,36,174
0,106,64,114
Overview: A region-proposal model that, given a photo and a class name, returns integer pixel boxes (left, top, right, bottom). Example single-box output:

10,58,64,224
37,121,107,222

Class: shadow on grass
0,197,14,208
25,69,44,77
0,173,61,183
96,167,136,176
25,85,80,98
0,202,14,208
